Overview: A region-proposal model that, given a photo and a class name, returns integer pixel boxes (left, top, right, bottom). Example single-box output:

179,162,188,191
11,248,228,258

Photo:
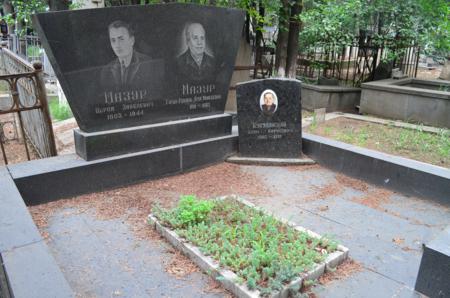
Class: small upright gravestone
235,78,303,160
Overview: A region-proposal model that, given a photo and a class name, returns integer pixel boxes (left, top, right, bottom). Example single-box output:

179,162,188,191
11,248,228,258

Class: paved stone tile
46,210,225,298
242,165,449,296
312,269,420,298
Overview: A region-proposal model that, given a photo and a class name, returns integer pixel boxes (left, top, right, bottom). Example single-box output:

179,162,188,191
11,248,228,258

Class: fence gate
0,45,56,165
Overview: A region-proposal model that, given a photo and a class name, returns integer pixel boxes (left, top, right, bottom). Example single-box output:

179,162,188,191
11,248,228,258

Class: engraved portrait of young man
100,20,164,103
176,22,216,83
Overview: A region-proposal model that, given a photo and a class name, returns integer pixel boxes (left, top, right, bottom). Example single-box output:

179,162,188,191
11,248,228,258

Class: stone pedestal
75,113,232,160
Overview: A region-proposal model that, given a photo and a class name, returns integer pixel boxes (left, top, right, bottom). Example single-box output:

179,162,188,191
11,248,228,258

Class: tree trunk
3,0,14,33
275,0,289,77
48,0,70,11
254,0,265,78
244,12,251,44
286,0,302,78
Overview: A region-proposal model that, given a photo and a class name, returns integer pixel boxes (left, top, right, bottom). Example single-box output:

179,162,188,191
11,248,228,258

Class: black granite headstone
236,78,302,158
33,4,244,133
415,227,450,298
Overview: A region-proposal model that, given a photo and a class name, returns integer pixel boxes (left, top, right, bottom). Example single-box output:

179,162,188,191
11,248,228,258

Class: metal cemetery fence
296,37,420,86
0,45,57,164
5,34,56,80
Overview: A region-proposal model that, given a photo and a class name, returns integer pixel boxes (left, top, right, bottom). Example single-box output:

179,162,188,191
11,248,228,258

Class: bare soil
416,67,442,80
0,139,39,166
306,117,450,168
1,113,40,165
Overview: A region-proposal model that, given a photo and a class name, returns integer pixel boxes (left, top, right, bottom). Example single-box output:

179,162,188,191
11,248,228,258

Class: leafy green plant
153,195,215,228
48,98,73,121
152,197,339,295
26,45,41,58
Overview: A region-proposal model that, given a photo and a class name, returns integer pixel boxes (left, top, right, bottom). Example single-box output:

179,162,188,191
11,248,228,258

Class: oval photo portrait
259,89,278,116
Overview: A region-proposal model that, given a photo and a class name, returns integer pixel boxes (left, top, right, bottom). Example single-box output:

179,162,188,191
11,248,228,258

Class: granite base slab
0,168,73,298
226,155,316,166
2,241,73,298
74,114,232,160
9,134,238,205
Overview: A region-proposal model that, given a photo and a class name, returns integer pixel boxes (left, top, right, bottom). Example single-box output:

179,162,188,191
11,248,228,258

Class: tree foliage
5,0,448,76
2,0,47,34
300,0,450,58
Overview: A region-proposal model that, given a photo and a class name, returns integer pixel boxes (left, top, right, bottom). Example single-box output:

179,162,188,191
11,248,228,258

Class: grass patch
152,195,338,296
306,117,450,167
48,96,73,121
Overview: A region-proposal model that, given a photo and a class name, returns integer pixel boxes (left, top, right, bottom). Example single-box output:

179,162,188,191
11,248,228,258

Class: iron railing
296,39,420,86
4,34,56,80
0,45,57,164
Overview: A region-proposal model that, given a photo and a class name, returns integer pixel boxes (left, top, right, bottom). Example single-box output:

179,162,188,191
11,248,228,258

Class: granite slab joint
226,155,316,166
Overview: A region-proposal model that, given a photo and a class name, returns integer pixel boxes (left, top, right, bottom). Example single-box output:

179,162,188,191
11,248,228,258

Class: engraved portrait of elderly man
176,22,216,83
100,20,164,98
260,90,278,116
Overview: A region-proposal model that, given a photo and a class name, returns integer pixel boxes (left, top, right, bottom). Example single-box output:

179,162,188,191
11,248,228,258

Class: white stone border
148,196,349,298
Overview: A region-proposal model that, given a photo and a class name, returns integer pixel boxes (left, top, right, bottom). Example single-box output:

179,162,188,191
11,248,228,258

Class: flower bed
149,196,348,297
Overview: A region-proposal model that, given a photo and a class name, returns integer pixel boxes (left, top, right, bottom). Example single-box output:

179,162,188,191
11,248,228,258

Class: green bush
48,98,73,121
27,45,41,58
153,195,215,228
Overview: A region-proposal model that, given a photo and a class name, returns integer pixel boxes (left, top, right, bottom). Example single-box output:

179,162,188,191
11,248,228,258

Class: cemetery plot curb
302,133,450,205
148,197,349,298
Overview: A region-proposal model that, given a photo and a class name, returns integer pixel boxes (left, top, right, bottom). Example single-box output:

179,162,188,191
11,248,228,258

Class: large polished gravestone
415,226,450,298
236,79,302,158
33,4,244,160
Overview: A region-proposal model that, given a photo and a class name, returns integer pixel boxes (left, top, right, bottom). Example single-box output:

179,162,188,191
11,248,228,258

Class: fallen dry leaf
303,182,344,201
318,205,329,212
318,259,363,285
351,189,393,209
392,237,405,245
164,250,199,279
